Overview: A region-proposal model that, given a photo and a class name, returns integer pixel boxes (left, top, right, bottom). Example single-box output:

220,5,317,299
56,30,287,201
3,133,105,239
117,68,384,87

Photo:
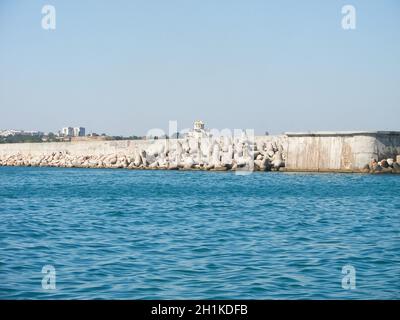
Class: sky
0,0,399,136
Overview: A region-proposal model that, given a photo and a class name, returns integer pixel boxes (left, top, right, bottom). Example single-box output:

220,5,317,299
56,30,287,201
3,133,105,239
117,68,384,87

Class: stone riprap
365,158,400,174
0,135,287,172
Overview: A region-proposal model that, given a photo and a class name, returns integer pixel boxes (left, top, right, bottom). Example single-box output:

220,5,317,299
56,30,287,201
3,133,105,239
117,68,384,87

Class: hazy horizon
1,0,399,136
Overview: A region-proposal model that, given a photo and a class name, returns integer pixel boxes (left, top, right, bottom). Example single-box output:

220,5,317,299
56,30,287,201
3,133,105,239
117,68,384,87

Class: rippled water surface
0,167,399,299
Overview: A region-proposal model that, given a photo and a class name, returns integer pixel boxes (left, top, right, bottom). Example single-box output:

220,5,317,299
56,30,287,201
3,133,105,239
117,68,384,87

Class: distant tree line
110,135,143,140
0,135,44,144
0,133,173,143
0,133,61,144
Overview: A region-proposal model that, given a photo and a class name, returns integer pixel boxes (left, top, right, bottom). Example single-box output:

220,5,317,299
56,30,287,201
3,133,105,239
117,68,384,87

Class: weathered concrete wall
375,132,400,160
284,131,400,172
0,139,153,157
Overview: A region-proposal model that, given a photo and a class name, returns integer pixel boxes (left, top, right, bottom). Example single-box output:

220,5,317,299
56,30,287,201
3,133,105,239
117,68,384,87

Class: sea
0,166,399,299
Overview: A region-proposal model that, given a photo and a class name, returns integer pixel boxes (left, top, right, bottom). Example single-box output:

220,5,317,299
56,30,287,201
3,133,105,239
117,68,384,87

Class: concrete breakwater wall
284,131,400,173
0,131,399,173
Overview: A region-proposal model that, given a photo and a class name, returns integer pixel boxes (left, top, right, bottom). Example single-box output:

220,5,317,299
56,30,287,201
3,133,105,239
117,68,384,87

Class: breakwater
0,131,399,173
0,135,287,171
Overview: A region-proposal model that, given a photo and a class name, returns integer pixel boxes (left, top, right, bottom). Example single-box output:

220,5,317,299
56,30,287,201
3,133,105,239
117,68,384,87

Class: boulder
381,167,393,173
380,159,389,168
271,151,283,169
148,161,159,169
392,162,400,173
362,164,370,173
109,156,117,165
213,166,228,171
231,161,238,171
183,157,194,169
168,162,178,170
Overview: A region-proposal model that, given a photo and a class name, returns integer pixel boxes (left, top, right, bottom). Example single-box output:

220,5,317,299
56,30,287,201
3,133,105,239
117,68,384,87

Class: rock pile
0,136,287,172
364,157,400,174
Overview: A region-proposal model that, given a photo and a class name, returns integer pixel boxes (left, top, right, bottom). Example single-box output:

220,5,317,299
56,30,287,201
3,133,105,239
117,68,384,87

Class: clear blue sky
0,0,399,136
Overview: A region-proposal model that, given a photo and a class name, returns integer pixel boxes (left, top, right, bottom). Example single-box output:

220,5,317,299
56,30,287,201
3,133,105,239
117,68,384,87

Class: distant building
0,129,43,137
73,127,85,137
193,120,205,131
0,130,17,137
24,130,44,136
187,120,211,139
61,127,74,137
61,126,85,137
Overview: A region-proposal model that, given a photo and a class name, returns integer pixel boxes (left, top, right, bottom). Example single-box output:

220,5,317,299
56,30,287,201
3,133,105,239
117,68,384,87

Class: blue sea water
0,166,399,299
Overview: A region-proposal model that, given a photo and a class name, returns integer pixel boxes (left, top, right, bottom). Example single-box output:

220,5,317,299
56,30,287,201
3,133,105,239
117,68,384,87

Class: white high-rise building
73,127,85,137
61,127,73,137
61,127,85,137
